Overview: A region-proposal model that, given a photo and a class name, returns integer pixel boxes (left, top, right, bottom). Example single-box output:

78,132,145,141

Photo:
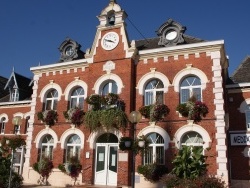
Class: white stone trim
13,112,24,119
64,78,88,101
34,128,59,149
93,73,124,94
0,113,9,122
39,82,62,102
137,69,170,95
87,128,122,149
172,67,208,92
60,128,85,149
211,51,228,182
174,123,211,149
138,125,170,149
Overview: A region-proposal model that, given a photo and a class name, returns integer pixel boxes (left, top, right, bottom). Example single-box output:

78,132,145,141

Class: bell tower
97,0,127,28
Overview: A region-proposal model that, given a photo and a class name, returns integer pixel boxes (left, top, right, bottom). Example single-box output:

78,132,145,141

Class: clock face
101,32,119,50
165,30,178,41
65,46,74,56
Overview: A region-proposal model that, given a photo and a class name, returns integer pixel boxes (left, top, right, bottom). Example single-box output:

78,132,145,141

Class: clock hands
104,39,115,43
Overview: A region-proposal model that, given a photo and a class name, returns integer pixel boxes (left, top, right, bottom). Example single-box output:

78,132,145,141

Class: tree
0,136,25,188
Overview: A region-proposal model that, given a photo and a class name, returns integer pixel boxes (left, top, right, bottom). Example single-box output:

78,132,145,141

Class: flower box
176,97,208,122
63,107,85,126
37,110,58,126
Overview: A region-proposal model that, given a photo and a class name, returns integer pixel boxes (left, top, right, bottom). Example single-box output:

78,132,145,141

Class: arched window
99,80,118,95
181,131,203,152
45,89,58,110
66,134,81,162
70,87,84,109
0,117,6,134
40,135,54,160
144,133,165,165
144,79,164,105
180,76,201,103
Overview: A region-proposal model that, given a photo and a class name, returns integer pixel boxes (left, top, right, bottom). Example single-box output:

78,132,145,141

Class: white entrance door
94,143,118,186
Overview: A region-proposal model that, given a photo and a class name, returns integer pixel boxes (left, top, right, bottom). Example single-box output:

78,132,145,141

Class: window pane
71,98,77,108
193,88,201,101
156,146,164,164
144,147,153,164
145,91,153,105
156,91,163,104
46,100,52,110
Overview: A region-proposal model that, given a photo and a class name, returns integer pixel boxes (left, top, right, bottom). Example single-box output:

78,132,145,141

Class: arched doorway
94,133,118,186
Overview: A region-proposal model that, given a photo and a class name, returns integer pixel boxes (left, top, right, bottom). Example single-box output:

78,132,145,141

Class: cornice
138,40,224,60
30,59,89,75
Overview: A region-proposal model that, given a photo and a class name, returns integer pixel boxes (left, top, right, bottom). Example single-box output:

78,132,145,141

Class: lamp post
129,111,142,188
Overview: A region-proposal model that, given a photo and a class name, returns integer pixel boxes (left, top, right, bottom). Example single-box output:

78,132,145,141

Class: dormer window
11,88,19,102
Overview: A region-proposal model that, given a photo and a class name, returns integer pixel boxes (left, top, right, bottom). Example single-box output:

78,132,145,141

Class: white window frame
180,76,202,103
66,134,81,162
144,79,164,106
11,88,19,102
70,87,84,109
99,80,118,95
45,89,58,110
144,132,165,165
40,135,54,161
181,131,204,154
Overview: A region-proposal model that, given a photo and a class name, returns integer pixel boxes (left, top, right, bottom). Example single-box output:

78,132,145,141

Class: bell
109,16,115,25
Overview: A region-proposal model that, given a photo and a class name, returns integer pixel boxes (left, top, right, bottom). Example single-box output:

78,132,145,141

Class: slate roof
0,72,33,102
229,56,250,84
0,76,8,100
135,34,205,50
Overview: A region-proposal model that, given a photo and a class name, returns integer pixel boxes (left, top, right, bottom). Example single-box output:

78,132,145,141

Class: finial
110,0,117,4
12,66,15,72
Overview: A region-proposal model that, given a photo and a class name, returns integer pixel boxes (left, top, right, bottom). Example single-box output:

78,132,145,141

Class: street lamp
129,111,142,188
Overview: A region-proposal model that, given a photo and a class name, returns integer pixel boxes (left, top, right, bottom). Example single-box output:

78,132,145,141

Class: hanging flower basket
134,135,150,155
37,110,58,126
63,107,85,126
139,104,170,122
119,137,133,151
176,96,208,122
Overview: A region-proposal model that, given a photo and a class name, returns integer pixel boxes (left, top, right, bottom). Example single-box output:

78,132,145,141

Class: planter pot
138,140,145,148
125,141,132,147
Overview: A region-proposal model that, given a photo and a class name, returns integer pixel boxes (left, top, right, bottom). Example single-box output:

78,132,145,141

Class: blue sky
1,0,249,79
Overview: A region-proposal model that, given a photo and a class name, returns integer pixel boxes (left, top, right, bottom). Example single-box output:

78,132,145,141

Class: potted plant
139,104,170,122
176,96,208,122
86,94,102,111
33,157,54,185
63,107,85,126
137,163,168,183
119,137,133,151
58,156,82,186
37,110,58,126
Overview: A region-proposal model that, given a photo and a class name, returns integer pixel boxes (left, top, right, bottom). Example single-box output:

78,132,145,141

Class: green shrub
137,163,168,183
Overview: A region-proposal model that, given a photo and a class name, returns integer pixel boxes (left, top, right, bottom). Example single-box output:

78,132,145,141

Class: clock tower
85,0,137,62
